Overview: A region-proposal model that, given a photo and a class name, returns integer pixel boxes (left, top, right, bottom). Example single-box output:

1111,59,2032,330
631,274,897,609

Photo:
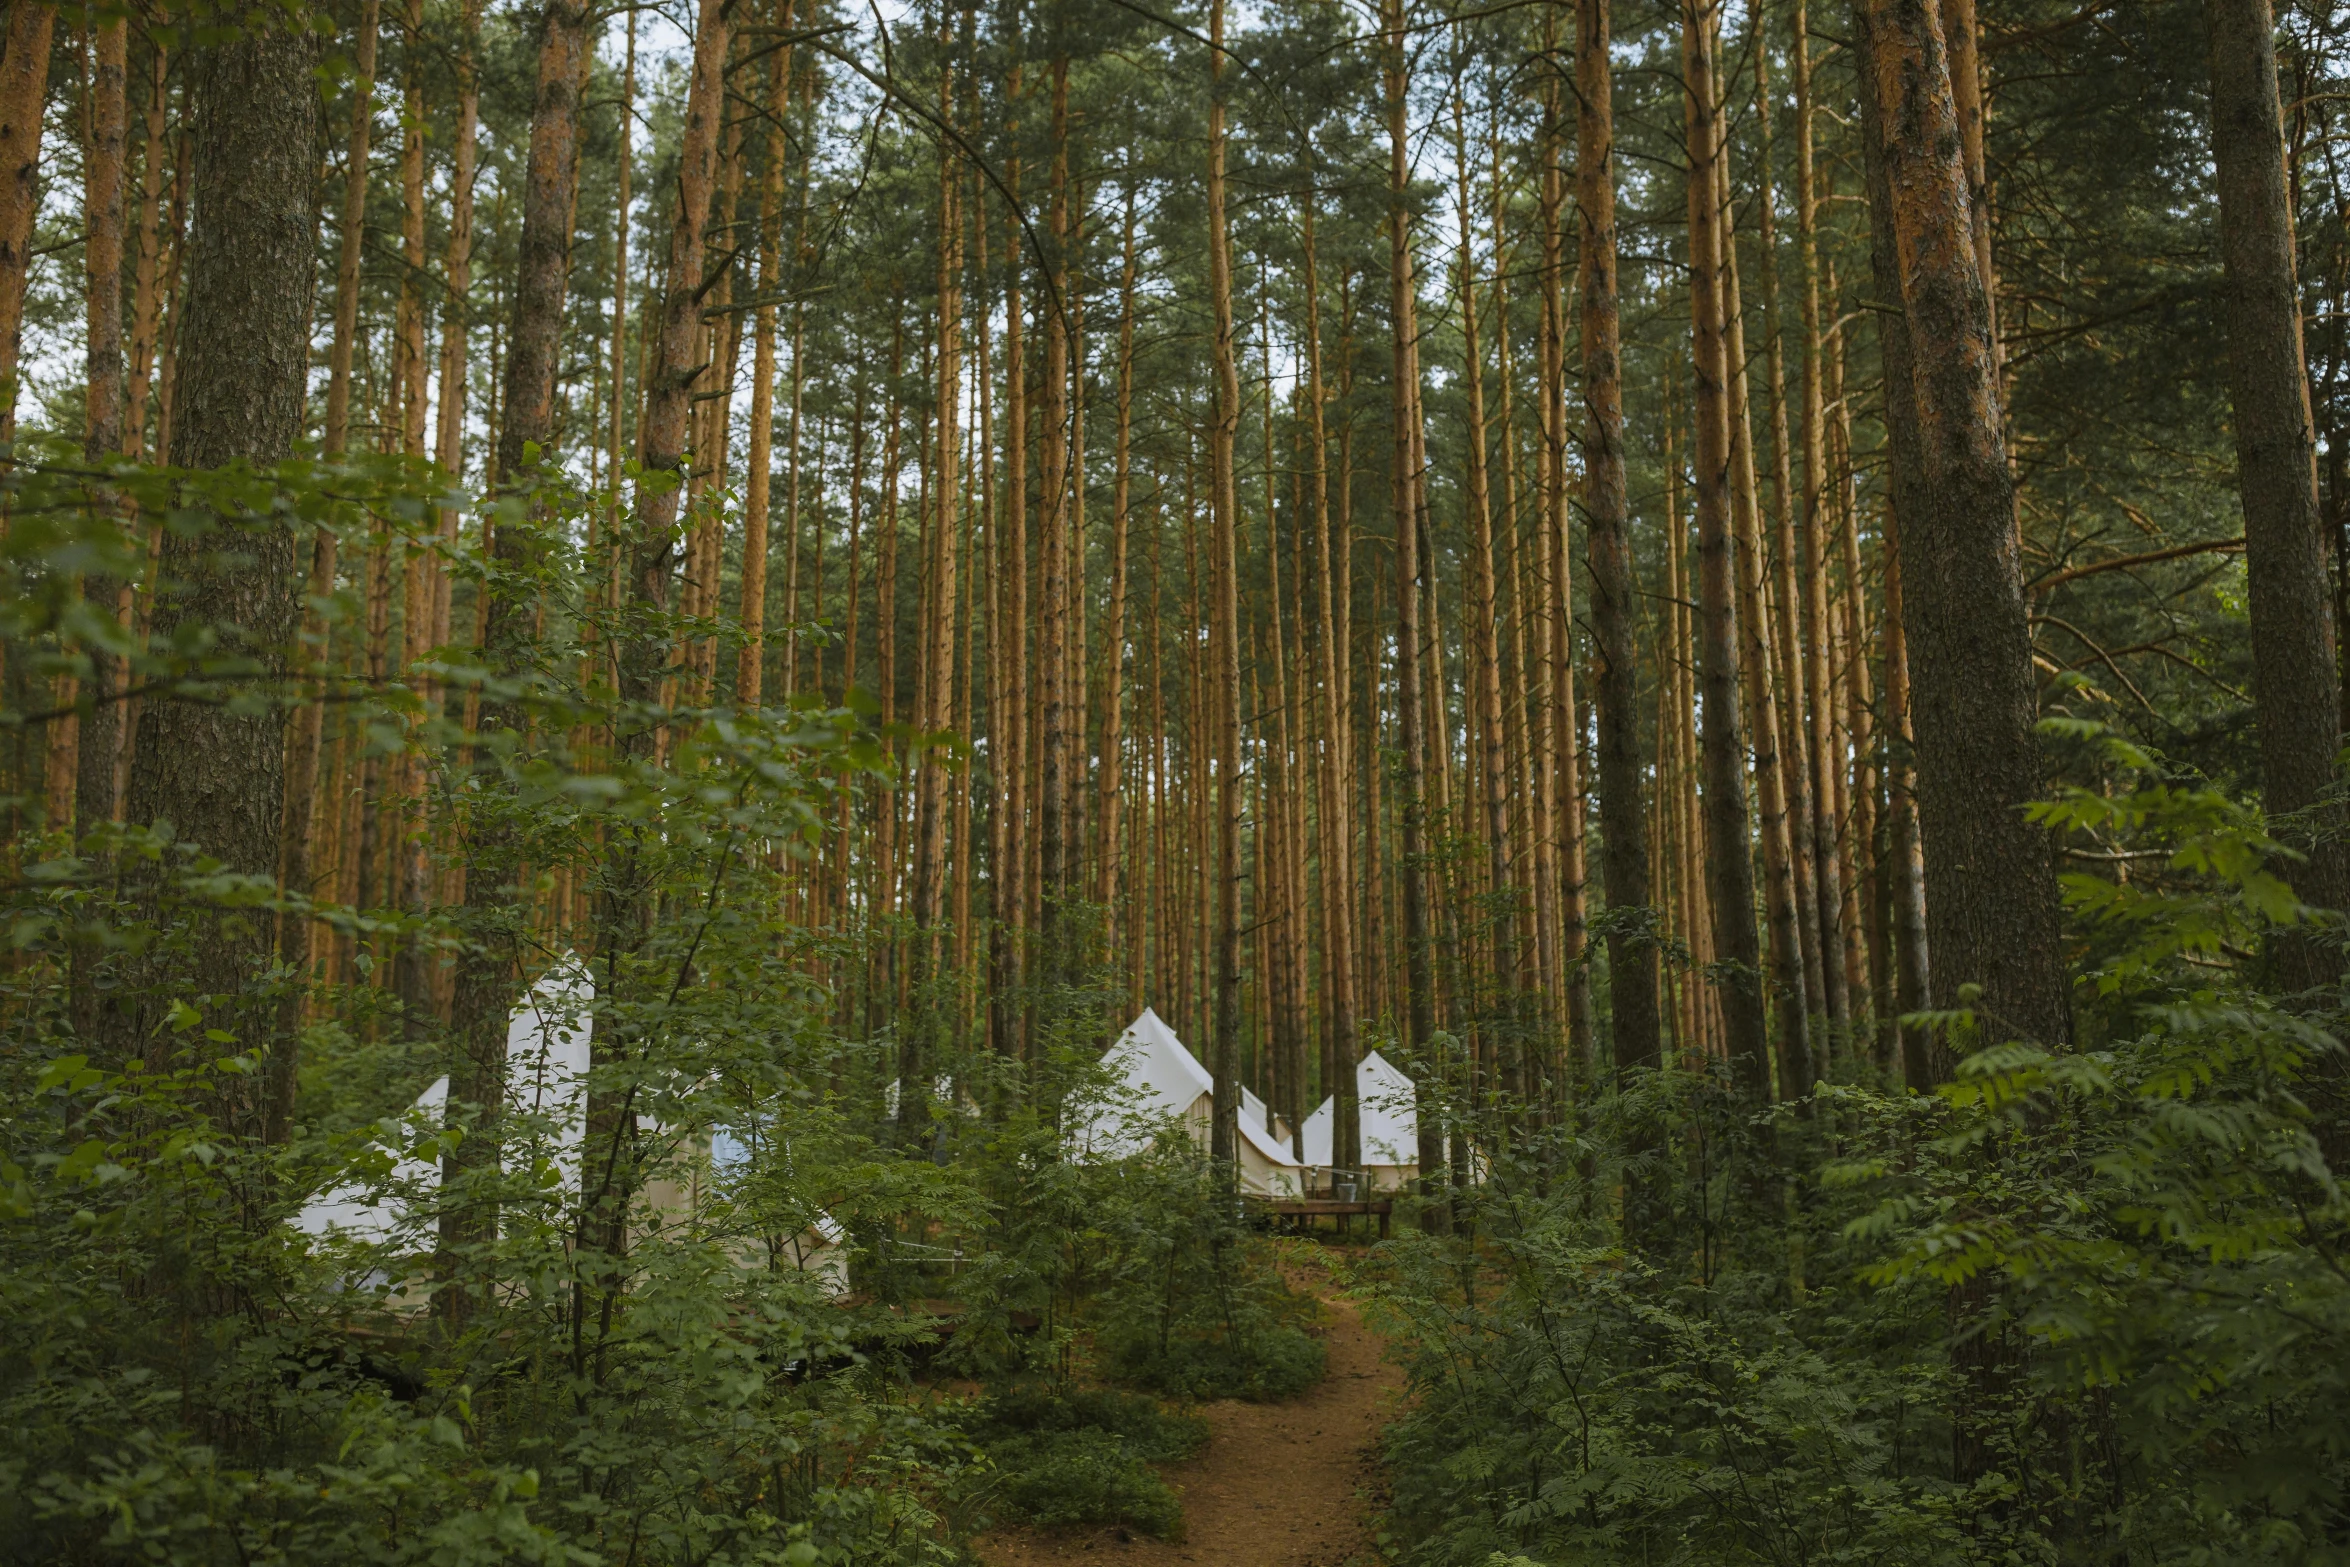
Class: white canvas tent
1068,1008,1306,1197
295,962,848,1296
1301,1049,1420,1193
296,961,594,1244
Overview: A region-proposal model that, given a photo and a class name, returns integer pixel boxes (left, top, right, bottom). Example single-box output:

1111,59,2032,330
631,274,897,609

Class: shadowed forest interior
2,0,2349,1560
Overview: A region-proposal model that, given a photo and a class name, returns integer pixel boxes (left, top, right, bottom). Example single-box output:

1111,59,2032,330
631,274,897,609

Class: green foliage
979,1430,1185,1539
960,1385,1205,1538
0,447,1321,1566
1370,745,2350,1566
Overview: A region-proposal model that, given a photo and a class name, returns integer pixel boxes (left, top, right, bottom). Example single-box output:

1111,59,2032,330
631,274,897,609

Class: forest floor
974,1254,1399,1567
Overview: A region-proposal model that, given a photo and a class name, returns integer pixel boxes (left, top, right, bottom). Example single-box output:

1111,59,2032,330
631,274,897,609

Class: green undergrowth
1109,1316,1328,1402
963,1385,1209,1538
1099,1238,1330,1402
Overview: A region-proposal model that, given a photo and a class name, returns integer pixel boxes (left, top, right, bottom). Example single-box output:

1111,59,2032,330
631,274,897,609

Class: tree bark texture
2204,0,2350,999
1859,0,2069,1050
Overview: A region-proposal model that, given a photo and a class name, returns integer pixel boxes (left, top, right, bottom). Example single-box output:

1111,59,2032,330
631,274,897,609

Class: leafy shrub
982,1430,1185,1539
1111,1320,1328,1402
963,1385,1203,1538
969,1383,1209,1462
1367,740,2350,1566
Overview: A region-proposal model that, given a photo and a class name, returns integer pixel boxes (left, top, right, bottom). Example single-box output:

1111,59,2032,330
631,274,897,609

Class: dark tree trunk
1579,0,1659,1092
1683,0,1771,1097
439,0,593,1319
2204,0,2350,1010
1857,0,2069,1052
113,13,320,1140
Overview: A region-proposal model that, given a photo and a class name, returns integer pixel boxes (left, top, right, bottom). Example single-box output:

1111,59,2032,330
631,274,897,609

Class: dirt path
975,1288,1399,1567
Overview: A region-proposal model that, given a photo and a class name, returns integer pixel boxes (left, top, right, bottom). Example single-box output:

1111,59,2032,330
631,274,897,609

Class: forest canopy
0,0,2346,1560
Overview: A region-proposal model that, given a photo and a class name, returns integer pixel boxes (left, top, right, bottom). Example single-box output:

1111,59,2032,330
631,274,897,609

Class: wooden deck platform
1253,1197,1392,1238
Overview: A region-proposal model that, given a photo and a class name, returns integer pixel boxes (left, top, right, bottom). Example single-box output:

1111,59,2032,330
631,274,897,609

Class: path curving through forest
976,1286,1399,1567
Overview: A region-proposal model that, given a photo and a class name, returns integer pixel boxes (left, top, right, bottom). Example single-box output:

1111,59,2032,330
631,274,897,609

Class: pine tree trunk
112,11,320,1135
1038,57,1072,965
1456,93,1519,1075
495,0,590,484
1382,0,1440,1220
1096,188,1138,927
68,14,128,840
1303,180,1356,1166
0,1,57,443
1683,0,1771,1102
2205,0,2350,1003
1578,0,1659,1089
322,0,378,456
1206,0,1243,1176
738,1,796,708
577,0,729,1333
1858,0,2068,1051
1719,126,1810,1097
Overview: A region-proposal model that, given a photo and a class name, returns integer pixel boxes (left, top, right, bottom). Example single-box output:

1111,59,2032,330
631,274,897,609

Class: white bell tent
295,961,847,1295
1301,1049,1420,1192
296,961,594,1244
1068,1007,1305,1197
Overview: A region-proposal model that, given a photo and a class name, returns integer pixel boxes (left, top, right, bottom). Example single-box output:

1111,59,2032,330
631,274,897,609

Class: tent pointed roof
1301,1048,1420,1168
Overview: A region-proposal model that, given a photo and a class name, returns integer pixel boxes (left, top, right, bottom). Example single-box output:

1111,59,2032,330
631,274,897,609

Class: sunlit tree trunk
0,1,57,444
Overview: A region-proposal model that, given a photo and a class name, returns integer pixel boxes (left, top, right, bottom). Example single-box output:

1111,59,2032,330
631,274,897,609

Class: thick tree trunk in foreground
1859,0,2068,1052
2204,0,2349,1005
114,14,319,1138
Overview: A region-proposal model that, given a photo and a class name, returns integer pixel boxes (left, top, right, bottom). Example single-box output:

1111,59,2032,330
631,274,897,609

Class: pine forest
2,0,2348,1560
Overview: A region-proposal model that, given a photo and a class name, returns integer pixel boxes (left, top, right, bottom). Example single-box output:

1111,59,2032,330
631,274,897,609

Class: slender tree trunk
1206,0,1242,1176
1381,0,1441,1221
1882,513,1935,1087
901,46,963,1136
1038,57,1072,969
495,0,590,484
1455,91,1519,1095
2205,0,2350,1006
738,0,797,707
1302,179,1357,1168
1096,188,1138,924
0,1,57,442
1579,0,1660,1091
68,14,128,838
1683,0,1771,1100
1719,124,1810,1098
322,0,378,455
123,41,166,460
